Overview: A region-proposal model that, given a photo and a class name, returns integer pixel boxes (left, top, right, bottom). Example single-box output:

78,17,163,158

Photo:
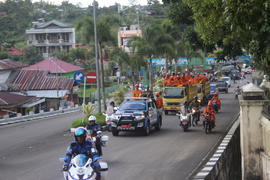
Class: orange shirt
155,97,163,108
203,107,215,121
132,90,142,97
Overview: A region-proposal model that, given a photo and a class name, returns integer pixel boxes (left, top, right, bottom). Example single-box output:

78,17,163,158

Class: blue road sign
74,72,84,83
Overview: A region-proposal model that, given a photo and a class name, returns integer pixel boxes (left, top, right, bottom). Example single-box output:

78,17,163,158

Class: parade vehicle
163,84,197,115
196,81,210,105
110,97,162,136
62,154,108,180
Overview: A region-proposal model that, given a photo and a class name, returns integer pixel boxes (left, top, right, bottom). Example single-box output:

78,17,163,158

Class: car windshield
119,101,146,111
164,87,185,98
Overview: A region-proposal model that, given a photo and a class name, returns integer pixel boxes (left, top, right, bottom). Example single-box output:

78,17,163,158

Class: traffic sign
86,72,96,83
74,72,84,83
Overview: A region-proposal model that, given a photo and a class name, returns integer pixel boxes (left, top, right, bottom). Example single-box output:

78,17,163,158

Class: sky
32,0,150,8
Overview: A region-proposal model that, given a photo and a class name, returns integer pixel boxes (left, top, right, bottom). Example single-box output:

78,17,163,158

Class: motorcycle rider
189,96,201,126
63,127,101,180
234,86,241,99
202,102,216,128
85,115,103,156
210,92,221,110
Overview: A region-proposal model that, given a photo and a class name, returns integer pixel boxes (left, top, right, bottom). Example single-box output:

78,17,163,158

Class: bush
71,112,106,128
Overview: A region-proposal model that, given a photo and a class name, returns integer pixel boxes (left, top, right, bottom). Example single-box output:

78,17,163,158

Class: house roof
22,57,83,73
35,20,72,29
0,92,35,107
10,70,74,91
0,59,27,70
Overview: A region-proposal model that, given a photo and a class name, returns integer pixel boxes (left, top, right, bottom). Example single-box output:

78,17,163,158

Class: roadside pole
93,0,101,113
83,76,86,105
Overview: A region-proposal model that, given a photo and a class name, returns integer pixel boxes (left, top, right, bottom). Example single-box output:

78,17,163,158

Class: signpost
74,72,84,83
86,72,97,83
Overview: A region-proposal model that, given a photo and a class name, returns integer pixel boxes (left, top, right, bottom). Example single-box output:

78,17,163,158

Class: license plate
121,125,132,128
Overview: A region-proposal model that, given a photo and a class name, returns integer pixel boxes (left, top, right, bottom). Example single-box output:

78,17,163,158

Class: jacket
64,140,97,166
85,124,101,136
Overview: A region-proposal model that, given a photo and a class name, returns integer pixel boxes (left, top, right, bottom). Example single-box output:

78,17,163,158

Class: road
0,79,248,180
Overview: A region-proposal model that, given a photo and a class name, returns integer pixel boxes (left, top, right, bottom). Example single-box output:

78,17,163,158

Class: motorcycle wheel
205,123,211,134
183,125,188,132
155,119,161,131
143,122,150,136
165,110,168,115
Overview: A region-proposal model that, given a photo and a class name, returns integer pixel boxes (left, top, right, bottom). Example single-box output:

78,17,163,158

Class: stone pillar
239,83,266,180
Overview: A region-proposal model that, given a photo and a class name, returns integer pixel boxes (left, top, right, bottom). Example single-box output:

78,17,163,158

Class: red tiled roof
0,59,27,70
0,92,34,107
10,70,74,91
22,57,84,73
8,47,24,56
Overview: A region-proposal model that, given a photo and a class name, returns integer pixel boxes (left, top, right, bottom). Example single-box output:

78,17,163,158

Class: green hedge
71,112,106,128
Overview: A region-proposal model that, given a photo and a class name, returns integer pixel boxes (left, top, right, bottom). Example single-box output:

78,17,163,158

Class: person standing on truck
132,84,142,97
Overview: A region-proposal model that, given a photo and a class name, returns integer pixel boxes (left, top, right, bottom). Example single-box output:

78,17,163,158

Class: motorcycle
87,131,109,156
176,111,191,132
203,114,214,134
62,154,108,180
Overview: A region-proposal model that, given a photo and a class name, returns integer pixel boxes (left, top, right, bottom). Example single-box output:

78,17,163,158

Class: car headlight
135,114,145,120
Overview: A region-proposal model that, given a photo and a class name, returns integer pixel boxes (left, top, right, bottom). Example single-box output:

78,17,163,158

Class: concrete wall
261,115,270,180
193,119,241,180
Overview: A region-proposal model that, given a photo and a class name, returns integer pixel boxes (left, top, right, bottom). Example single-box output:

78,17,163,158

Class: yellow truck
196,81,210,105
163,84,197,115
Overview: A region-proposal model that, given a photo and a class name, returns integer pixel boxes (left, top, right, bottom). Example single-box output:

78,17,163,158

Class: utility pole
93,0,101,113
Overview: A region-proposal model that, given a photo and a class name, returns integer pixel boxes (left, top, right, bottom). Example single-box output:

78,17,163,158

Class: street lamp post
93,0,101,113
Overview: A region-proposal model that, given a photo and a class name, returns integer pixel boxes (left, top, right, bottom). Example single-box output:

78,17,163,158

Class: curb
192,114,240,179
0,108,81,126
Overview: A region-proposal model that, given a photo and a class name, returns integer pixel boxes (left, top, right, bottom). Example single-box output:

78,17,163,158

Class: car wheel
144,122,150,136
112,128,119,136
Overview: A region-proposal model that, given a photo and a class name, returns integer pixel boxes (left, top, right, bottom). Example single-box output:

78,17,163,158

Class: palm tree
76,15,120,111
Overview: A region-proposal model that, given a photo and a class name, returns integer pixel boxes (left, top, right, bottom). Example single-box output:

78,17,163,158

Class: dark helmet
74,127,87,142
194,96,198,100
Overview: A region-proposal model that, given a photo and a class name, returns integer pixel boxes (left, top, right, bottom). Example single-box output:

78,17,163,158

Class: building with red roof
22,57,83,73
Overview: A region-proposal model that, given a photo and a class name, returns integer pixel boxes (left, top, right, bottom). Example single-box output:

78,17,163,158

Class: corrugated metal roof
22,57,83,73
0,92,35,106
10,70,74,91
0,59,27,70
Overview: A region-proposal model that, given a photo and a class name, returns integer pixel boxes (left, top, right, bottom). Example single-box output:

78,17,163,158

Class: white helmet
88,115,96,122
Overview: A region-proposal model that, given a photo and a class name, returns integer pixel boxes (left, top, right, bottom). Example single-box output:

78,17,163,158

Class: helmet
135,84,139,87
88,115,96,122
74,127,87,142
155,92,160,96
194,96,198,100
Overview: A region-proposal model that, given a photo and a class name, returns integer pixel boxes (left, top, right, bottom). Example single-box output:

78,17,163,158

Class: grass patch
71,112,106,128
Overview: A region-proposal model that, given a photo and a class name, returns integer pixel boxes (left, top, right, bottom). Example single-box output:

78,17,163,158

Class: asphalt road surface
0,78,249,180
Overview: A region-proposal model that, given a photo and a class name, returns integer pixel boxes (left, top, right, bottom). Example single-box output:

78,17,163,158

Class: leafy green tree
23,46,43,65
183,0,270,75
109,47,129,76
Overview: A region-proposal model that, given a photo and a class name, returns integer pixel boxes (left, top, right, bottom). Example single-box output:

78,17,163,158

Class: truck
163,84,197,115
196,81,210,105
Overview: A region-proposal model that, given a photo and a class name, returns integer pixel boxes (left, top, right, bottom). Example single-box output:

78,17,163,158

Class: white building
26,20,76,58
118,24,142,53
